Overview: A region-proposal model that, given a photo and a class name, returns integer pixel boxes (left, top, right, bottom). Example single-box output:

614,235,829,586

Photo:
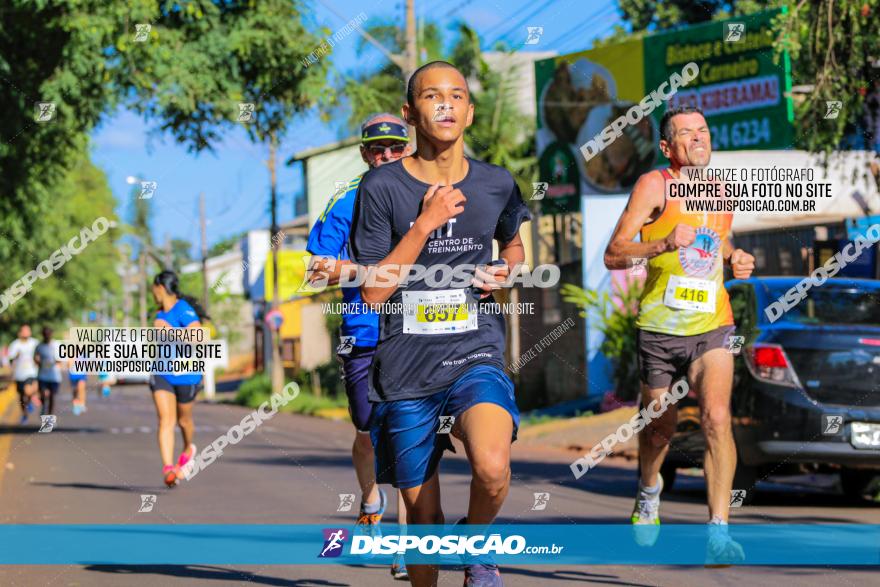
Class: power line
489,0,553,48
481,2,541,40
538,4,617,49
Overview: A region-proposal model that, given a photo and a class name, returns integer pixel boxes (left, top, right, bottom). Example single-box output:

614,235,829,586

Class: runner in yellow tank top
636,167,734,336
603,106,755,563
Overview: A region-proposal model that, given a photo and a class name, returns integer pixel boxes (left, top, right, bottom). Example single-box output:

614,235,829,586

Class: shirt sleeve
176,302,200,327
307,190,353,259
349,175,393,266
494,178,532,245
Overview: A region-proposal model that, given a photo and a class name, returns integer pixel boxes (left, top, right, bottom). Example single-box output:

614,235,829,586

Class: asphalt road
0,384,878,586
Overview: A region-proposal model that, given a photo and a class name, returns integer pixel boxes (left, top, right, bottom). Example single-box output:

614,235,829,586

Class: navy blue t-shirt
349,158,531,401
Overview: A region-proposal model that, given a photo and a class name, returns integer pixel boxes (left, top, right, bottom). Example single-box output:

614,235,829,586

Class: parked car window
763,284,880,326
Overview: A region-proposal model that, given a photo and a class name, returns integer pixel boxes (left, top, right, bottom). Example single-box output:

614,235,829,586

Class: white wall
306,145,368,229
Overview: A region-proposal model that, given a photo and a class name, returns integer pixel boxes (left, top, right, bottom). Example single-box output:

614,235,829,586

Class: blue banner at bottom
0,524,878,565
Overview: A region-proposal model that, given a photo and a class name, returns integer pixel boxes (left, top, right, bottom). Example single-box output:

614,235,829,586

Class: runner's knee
701,406,731,437
646,419,675,447
471,453,510,495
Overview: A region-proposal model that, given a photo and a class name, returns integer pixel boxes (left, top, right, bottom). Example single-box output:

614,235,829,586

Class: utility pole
402,0,417,143
404,0,417,84
200,192,209,315
268,133,284,394
164,234,173,270
138,252,147,327
320,0,417,137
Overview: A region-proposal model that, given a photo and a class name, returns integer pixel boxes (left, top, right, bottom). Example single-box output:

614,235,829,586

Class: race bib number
663,275,716,313
402,289,477,335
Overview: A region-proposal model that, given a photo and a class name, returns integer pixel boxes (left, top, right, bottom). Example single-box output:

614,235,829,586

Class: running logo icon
729,490,747,507
726,335,745,355
437,415,455,434
432,103,453,121
628,257,648,277
138,495,157,513
822,415,843,435
531,182,548,201
531,492,550,511
679,227,721,277
319,528,348,558
337,493,355,512
38,415,56,433
525,27,544,45
133,24,151,42
34,102,56,123
238,103,256,123
724,23,745,42
333,181,348,198
824,101,842,119
139,181,157,200
336,336,356,356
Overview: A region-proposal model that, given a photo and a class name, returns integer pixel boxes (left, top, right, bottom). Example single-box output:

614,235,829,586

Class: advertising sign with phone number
534,9,793,213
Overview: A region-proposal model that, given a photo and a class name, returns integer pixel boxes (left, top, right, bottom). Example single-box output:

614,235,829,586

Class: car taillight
744,343,802,387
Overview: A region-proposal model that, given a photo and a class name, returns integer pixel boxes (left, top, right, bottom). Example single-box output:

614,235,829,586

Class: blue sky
89,0,622,254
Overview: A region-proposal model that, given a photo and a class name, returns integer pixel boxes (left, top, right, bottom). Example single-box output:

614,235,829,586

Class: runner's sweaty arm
604,170,696,270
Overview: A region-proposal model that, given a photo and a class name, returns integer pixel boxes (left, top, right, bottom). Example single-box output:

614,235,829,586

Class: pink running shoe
163,465,178,487
176,445,196,480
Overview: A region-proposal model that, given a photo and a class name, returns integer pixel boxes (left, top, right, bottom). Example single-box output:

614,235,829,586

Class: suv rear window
763,284,880,326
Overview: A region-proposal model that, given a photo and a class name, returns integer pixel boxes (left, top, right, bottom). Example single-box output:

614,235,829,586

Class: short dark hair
660,105,706,143
406,61,468,106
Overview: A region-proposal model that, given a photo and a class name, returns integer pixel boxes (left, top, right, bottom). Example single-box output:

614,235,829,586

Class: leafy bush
234,371,347,415
561,277,644,401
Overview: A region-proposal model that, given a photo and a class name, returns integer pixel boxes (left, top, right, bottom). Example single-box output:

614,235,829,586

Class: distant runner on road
8,324,39,425
149,270,207,487
34,327,62,416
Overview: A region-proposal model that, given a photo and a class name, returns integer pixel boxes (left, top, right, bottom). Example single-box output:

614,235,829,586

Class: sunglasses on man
367,144,407,156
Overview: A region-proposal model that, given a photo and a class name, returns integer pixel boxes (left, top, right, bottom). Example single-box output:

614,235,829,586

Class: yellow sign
263,250,317,301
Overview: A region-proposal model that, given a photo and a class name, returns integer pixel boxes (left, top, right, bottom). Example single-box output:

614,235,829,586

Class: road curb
0,383,18,494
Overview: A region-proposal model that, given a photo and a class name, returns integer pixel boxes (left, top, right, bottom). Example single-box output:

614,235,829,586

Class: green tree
0,155,120,333
171,238,194,271
0,0,330,293
207,232,245,258
335,21,537,193
561,279,645,400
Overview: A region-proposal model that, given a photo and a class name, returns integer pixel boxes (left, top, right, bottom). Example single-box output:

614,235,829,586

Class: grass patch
235,373,347,416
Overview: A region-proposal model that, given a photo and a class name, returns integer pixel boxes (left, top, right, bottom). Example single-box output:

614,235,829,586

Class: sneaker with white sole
631,474,663,546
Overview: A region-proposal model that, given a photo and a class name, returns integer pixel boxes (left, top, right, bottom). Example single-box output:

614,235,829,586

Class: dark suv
662,277,880,502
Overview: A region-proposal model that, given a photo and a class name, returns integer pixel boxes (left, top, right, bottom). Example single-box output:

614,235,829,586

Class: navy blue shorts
340,347,375,432
150,375,200,404
370,364,518,489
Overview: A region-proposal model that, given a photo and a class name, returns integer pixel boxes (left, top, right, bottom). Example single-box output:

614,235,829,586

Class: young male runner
8,325,39,424
603,106,754,559
306,112,412,580
35,327,62,416
350,61,530,587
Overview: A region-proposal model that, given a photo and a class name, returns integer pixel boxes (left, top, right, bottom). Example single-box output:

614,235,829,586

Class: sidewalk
518,406,640,459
